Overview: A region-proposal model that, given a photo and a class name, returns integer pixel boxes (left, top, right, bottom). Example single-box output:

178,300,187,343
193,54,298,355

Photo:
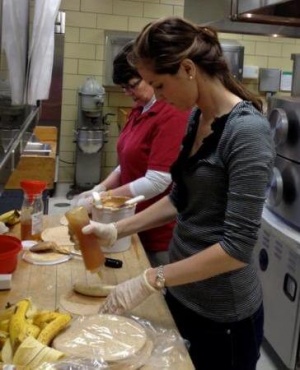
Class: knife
63,251,123,268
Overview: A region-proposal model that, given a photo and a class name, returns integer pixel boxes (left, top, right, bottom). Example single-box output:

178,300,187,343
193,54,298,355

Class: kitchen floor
48,183,287,370
47,182,73,215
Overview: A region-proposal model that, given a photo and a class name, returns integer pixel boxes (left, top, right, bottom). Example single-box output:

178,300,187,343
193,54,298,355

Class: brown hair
112,40,140,85
129,16,262,111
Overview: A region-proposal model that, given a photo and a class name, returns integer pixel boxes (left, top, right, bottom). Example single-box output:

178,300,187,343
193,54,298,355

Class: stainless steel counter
0,105,40,193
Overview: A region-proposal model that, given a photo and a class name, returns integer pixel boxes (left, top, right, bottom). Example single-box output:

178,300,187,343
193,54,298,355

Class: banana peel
0,210,21,226
12,336,64,368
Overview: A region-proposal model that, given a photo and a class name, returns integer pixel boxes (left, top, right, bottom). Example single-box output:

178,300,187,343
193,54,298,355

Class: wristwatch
155,265,166,290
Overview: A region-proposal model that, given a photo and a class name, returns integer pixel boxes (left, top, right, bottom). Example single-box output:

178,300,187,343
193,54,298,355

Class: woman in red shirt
74,41,189,266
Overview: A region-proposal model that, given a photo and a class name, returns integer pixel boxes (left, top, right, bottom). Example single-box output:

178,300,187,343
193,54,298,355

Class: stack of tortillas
53,314,153,368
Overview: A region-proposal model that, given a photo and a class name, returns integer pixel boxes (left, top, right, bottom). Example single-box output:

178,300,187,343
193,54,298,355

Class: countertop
4,214,195,369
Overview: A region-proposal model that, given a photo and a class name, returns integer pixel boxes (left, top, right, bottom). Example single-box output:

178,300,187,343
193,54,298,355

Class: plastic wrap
37,314,190,369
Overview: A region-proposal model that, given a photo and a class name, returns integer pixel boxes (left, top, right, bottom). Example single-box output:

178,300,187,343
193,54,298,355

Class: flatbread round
22,250,71,265
59,292,102,316
41,226,74,246
53,314,148,363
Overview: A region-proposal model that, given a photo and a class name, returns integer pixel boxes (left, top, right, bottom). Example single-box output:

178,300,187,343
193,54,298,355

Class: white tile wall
58,0,300,189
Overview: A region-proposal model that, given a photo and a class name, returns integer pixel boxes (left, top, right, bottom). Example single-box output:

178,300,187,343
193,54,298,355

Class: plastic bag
36,314,190,369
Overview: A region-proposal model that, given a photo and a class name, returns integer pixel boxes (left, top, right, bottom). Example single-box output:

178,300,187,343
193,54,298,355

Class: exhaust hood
184,0,300,38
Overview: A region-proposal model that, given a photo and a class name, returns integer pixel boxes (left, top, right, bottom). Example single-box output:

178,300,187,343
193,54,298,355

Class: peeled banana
37,313,71,345
33,310,62,328
0,210,20,226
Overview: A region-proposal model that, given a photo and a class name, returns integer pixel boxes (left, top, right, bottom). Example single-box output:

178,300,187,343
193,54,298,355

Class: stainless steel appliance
267,95,300,229
254,208,300,369
253,54,300,369
68,78,111,196
220,39,244,81
184,0,300,38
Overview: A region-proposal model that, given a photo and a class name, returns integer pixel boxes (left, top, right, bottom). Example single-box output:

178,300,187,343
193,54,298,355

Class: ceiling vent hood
184,0,300,38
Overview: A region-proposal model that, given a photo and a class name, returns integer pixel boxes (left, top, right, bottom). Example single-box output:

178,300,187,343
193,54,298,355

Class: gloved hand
71,184,106,213
82,220,118,247
99,269,157,315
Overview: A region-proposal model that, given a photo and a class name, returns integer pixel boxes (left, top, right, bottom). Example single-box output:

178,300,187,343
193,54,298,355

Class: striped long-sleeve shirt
169,101,275,323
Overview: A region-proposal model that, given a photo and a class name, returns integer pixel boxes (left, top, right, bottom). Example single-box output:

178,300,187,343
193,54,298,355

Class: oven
253,94,300,369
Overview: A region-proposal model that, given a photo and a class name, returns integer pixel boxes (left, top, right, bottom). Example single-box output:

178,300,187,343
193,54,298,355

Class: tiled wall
58,0,300,184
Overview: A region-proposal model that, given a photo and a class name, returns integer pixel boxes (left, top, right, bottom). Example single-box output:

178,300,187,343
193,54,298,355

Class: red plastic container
0,235,22,273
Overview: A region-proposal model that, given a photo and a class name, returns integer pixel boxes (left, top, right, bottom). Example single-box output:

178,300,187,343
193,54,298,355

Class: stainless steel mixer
67,77,112,199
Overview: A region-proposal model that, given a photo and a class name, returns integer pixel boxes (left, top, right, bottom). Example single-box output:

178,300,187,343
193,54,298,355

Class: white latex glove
99,269,157,315
72,184,106,213
82,220,118,247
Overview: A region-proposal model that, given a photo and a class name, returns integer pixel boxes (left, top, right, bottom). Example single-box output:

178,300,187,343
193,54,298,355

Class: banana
0,319,10,332
18,322,41,343
33,310,61,328
37,313,71,345
0,209,20,226
74,282,115,297
9,298,31,351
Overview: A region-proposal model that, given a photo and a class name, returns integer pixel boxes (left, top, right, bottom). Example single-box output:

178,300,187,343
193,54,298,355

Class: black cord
59,158,75,165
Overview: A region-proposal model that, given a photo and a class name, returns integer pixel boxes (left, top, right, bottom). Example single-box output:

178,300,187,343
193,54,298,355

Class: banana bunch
0,210,21,226
0,298,72,368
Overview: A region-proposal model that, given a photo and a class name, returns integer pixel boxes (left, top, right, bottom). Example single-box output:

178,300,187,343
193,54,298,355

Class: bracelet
155,265,166,290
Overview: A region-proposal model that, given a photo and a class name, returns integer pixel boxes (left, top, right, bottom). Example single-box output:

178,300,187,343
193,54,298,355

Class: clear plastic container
20,180,47,241
92,198,136,253
65,206,105,273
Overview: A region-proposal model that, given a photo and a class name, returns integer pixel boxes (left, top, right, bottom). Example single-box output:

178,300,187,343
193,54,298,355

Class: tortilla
53,314,148,363
22,250,71,265
41,226,74,246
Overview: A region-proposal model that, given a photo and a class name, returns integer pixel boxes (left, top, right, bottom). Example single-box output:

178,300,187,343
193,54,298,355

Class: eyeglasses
121,78,142,91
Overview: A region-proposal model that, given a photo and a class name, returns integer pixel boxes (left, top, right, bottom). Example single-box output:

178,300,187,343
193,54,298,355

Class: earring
189,75,193,80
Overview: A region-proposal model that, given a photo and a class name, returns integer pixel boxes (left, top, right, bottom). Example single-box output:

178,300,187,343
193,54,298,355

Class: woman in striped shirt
82,16,275,370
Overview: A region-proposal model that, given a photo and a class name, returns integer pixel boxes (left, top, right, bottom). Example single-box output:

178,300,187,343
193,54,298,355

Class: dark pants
165,290,264,370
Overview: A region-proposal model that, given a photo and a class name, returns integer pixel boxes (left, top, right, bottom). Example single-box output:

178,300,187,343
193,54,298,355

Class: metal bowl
76,129,104,154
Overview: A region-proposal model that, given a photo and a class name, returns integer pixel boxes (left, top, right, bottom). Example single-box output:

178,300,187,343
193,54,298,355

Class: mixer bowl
77,130,104,154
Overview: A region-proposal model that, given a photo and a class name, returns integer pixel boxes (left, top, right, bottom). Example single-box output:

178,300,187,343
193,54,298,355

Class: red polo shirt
117,100,189,252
